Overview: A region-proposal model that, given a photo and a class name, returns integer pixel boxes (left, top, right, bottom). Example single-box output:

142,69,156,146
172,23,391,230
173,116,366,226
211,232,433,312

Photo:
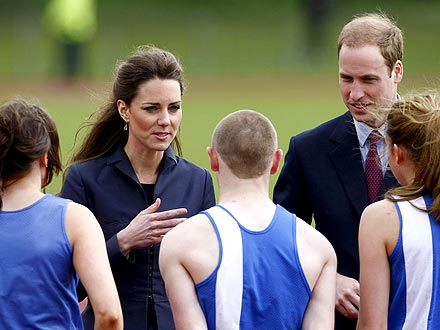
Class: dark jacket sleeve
61,165,130,300
202,168,216,209
61,165,87,206
273,136,313,224
62,164,133,260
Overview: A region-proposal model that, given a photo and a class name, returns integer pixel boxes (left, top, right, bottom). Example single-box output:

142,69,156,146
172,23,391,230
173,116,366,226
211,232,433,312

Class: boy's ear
207,147,219,172
270,149,283,175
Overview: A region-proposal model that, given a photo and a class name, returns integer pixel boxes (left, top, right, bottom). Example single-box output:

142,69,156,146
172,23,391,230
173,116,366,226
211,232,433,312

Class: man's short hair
337,12,404,73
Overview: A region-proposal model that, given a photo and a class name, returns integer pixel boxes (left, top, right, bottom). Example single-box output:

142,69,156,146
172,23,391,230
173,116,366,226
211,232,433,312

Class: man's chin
350,111,382,128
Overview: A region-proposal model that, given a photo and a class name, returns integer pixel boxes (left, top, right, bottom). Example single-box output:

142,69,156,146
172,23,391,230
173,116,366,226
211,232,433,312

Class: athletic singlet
196,204,311,330
389,195,440,330
0,194,82,329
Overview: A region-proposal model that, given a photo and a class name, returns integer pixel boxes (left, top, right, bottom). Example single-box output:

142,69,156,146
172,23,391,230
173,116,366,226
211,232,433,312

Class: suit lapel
328,113,369,217
107,147,140,184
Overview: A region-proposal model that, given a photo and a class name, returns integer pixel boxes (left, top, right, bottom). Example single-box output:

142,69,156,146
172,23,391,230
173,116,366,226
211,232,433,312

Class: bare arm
297,218,337,329
302,241,337,329
159,222,208,330
66,202,123,330
356,201,398,330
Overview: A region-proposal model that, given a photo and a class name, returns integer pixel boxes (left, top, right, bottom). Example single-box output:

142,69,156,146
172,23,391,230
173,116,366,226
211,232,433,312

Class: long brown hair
69,45,185,165
0,98,62,208
385,94,440,221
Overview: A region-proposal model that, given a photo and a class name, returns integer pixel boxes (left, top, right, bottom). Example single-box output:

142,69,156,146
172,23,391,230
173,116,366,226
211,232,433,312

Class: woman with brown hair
61,46,216,330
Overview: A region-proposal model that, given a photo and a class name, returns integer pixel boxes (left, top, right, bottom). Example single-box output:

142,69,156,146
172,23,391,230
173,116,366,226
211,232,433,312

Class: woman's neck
124,144,164,184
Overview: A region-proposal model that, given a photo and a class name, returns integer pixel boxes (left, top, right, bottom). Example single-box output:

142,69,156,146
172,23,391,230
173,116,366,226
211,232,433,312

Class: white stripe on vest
205,206,243,330
399,197,432,330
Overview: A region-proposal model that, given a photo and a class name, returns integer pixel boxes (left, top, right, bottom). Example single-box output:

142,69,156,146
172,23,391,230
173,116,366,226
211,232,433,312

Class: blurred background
1,0,439,195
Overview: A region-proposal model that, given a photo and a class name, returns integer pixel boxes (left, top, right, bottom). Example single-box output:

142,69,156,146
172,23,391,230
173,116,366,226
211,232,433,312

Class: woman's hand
117,198,187,255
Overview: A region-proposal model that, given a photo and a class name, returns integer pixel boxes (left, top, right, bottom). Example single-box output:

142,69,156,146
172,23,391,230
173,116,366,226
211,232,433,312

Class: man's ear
270,149,283,175
392,60,403,84
207,147,219,172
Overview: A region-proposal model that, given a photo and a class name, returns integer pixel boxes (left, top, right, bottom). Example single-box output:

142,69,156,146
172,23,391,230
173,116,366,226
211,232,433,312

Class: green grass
3,2,440,79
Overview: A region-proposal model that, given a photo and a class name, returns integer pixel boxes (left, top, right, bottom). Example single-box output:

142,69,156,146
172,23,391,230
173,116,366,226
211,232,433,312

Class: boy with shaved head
160,110,337,330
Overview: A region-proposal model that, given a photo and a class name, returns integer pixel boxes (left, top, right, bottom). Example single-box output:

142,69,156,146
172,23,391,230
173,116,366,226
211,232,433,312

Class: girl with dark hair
0,99,122,330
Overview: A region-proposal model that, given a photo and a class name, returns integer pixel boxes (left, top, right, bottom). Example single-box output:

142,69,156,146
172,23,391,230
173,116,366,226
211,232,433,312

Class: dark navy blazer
61,146,216,330
274,112,399,329
274,111,398,279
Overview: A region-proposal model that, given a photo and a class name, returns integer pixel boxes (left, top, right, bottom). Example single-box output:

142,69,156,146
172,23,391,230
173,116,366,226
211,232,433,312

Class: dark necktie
365,131,383,203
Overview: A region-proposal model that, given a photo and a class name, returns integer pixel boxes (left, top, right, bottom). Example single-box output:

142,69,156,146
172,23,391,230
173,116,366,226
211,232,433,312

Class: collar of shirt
353,119,388,171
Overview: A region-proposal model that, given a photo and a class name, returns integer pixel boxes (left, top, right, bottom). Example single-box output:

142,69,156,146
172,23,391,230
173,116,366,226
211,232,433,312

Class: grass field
1,71,433,199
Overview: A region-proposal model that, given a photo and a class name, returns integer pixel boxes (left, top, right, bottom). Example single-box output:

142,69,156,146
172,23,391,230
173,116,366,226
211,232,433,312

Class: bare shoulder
360,199,399,236
361,199,397,225
66,201,95,218
160,213,219,284
360,199,399,252
296,216,335,259
296,216,336,291
161,213,216,258
66,202,102,239
163,213,214,245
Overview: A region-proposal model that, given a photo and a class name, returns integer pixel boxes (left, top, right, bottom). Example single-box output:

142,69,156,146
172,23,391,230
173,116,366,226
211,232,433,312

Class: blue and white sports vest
389,195,440,330
0,194,82,329
196,204,311,330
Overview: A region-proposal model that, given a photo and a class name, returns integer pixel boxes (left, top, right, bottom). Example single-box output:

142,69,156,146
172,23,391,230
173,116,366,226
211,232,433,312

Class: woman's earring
124,122,128,131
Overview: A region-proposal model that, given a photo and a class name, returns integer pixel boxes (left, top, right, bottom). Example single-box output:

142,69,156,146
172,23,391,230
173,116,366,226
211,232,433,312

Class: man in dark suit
274,13,403,330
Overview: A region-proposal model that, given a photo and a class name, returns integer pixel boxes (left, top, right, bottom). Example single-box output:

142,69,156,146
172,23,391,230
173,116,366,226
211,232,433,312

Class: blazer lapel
107,146,140,184
328,113,369,217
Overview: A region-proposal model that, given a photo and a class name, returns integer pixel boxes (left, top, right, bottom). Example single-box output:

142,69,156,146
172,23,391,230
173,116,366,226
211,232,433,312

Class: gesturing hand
117,198,187,256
